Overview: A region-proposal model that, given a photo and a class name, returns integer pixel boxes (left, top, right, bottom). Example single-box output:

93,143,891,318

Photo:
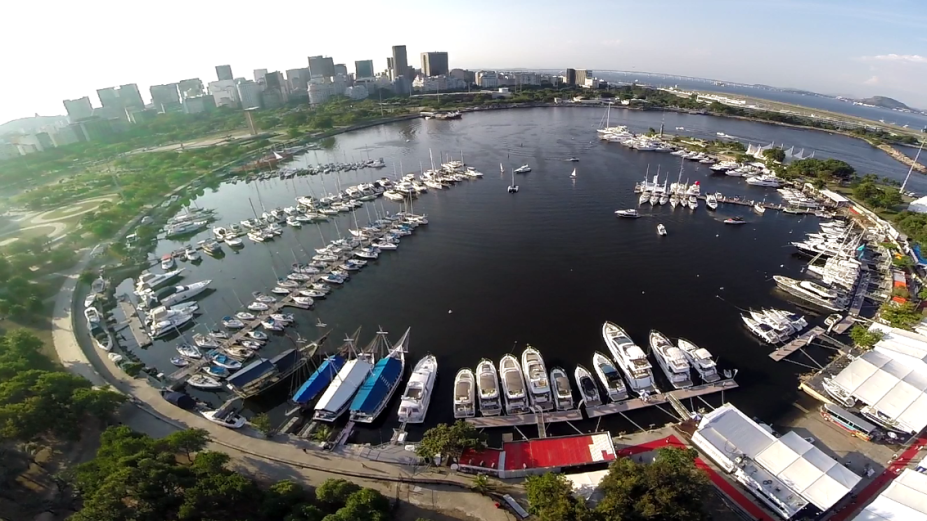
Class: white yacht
187,374,222,390
669,193,679,208
773,275,847,311
84,306,102,327
500,354,529,415
676,339,720,383
615,209,640,218
746,175,782,187
754,202,766,214
593,351,629,402
454,368,476,418
158,280,212,307
476,359,502,416
649,331,693,390
397,355,438,424
742,315,781,344
550,367,575,411
184,245,200,262
574,365,602,407
688,193,698,209
638,191,651,205
602,322,659,395
749,309,794,341
514,164,531,174
136,268,185,293
766,308,808,331
150,312,194,338
521,346,554,411
705,193,718,210
657,224,667,236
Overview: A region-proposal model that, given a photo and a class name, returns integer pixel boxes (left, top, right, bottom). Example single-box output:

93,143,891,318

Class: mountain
0,115,69,137
858,96,911,110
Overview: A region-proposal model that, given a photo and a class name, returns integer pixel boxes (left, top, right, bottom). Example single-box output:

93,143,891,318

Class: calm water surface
113,108,906,442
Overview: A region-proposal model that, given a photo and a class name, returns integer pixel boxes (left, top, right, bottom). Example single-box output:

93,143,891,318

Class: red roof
461,433,616,472
460,447,502,469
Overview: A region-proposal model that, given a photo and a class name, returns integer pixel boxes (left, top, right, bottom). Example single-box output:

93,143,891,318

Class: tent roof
853,469,927,521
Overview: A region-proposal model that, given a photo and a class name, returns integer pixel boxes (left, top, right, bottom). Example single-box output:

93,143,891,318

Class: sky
2,0,927,124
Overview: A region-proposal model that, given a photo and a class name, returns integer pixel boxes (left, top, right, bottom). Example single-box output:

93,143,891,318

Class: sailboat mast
900,141,924,193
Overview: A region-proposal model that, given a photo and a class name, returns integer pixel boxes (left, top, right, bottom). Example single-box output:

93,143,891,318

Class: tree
334,488,391,521
880,301,923,329
416,420,486,464
251,412,274,437
161,428,209,460
315,478,361,509
470,474,495,495
525,472,588,521
763,147,786,163
261,480,309,520
850,325,883,349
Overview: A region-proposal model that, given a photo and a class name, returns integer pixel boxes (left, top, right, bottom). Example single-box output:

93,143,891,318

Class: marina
769,326,825,362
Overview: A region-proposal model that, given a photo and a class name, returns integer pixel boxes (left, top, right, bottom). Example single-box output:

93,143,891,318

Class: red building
458,433,616,479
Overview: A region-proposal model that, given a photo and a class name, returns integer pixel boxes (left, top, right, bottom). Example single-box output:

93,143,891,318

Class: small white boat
570,168,577,179
83,293,97,308
476,359,502,416
235,311,255,321
500,354,529,415
754,202,766,214
253,292,276,303
706,193,718,210
84,306,102,326
161,254,175,270
187,374,222,389
202,410,247,429
453,368,476,418
293,296,314,307
176,343,202,359
521,346,554,411
657,224,667,236
550,367,575,411
92,330,113,351
210,352,242,370
226,237,244,247
574,364,602,407
193,333,219,348
514,164,531,174
184,245,200,262
247,301,269,312
593,351,629,402
615,209,640,218
222,316,245,329
397,355,438,424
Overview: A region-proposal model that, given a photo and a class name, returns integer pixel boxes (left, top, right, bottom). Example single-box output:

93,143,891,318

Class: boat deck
769,326,825,362
585,379,738,418
466,409,584,428
116,297,152,348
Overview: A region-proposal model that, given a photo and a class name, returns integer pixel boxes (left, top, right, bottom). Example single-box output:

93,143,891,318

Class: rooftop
852,469,927,521
460,433,616,474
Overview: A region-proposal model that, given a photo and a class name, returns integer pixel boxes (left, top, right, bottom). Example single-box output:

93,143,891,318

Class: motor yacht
521,346,554,411
649,331,693,389
688,194,698,209
657,224,667,236
773,275,847,311
247,301,269,312
615,209,640,218
602,322,659,395
500,354,529,415
574,364,602,407
706,193,718,210
766,308,808,331
675,339,720,383
398,354,437,424
454,369,476,418
742,315,780,344
749,310,795,341
514,164,531,174
184,245,200,262
222,316,245,329
160,280,211,307
549,367,575,410
593,351,629,402
746,175,782,187
476,359,502,416
136,268,185,293
754,202,766,214
638,191,651,205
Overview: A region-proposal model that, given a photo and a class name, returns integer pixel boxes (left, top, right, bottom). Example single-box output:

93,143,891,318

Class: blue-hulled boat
292,355,346,405
348,327,410,423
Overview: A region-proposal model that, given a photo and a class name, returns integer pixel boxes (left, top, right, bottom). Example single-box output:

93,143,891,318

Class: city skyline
1,0,926,124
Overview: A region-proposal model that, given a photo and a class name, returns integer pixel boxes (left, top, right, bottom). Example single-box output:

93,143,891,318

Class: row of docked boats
774,219,858,312
254,157,386,180
741,308,810,344
454,324,725,418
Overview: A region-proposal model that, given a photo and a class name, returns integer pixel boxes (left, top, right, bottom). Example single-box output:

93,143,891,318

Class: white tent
853,469,927,521
909,195,927,214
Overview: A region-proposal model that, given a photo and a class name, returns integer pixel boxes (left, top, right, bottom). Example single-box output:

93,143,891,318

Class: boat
161,254,175,270
750,310,794,341
314,333,375,422
210,352,243,370
639,191,651,205
193,333,220,348
83,293,97,308
741,315,781,344
202,410,247,429
397,354,437,423
514,164,531,174
292,352,347,406
170,356,189,367
520,346,554,411
773,275,847,311
84,306,102,326
247,330,268,341
226,236,243,247
657,224,667,236
349,328,409,423
574,364,602,407
676,339,720,383
160,280,211,307
184,245,200,262
602,322,659,395
453,369,476,418
202,365,230,379
247,301,269,312
670,193,679,208
820,403,875,441
754,203,766,214
92,330,113,351
649,331,693,389
688,194,698,209
187,374,222,390
136,269,185,292
235,311,255,321
500,354,529,415
706,193,718,210
821,377,857,408
176,344,202,358
724,217,746,225
476,359,502,416
550,367,575,410
592,351,629,402
570,168,577,179
615,209,640,219
91,276,107,294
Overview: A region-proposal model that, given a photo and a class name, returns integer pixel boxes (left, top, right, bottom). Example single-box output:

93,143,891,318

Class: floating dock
769,326,825,362
116,297,152,348
466,409,583,429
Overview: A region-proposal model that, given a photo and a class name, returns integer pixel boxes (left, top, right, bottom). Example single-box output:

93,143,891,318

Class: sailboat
507,163,519,193
570,168,577,179
349,327,409,424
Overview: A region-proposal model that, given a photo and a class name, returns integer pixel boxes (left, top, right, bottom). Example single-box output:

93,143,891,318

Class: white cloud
864,54,927,63
863,75,879,85
600,39,622,47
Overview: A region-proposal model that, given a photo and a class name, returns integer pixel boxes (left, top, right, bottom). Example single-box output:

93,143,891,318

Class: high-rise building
286,68,311,92
149,84,181,112
216,64,233,81
575,69,591,87
178,78,205,99
237,80,263,110
96,87,120,108
182,96,216,114
308,56,336,79
354,60,374,79
334,63,348,77
63,97,93,122
391,45,408,81
253,69,268,84
119,84,144,109
420,52,449,77
322,57,335,78
207,80,239,107
565,68,577,86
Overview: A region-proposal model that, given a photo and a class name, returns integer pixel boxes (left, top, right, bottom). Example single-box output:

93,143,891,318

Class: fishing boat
202,410,247,429
675,339,720,383
350,328,409,423
187,374,222,390
615,209,640,218
476,359,502,416
593,351,630,402
397,354,437,424
314,335,375,422
649,331,693,389
657,224,667,236
574,365,602,407
550,367,575,410
520,346,554,411
706,193,718,210
724,216,746,225
453,369,476,418
602,322,659,395
500,354,529,415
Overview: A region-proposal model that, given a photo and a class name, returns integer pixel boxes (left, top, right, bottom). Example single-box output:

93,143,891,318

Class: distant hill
0,115,68,137
859,96,911,110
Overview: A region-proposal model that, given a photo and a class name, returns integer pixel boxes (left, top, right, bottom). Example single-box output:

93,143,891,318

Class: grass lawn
41,197,113,221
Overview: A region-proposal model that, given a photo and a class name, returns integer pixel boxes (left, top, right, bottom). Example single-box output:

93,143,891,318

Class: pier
116,296,152,348
466,409,583,429
769,326,825,362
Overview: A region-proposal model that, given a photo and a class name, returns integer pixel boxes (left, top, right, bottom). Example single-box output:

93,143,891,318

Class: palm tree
312,425,332,443
470,474,495,495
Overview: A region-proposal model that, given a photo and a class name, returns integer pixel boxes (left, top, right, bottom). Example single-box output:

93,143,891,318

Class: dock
466,409,583,429
116,296,152,348
769,326,824,362
585,379,738,418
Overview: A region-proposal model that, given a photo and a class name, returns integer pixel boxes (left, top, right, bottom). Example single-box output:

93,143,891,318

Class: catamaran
506,163,519,193
602,322,659,395
549,367,574,410
521,346,554,411
592,351,629,402
574,364,602,407
349,328,409,423
500,354,529,415
649,331,693,389
476,359,502,416
676,338,720,383
397,354,437,424
454,368,476,418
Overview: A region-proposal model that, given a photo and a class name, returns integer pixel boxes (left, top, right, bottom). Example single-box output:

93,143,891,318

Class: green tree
315,478,361,510
416,420,486,464
525,472,589,521
470,474,496,495
763,147,786,162
880,301,923,329
161,428,209,460
333,488,391,521
849,325,884,349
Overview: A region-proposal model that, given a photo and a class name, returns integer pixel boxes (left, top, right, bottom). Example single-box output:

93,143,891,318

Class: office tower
207,80,240,107
420,52,449,77
237,80,263,110
63,97,93,121
178,78,205,99
286,68,311,92
118,84,145,108
391,45,408,80
565,68,577,86
253,69,268,84
96,87,120,108
386,57,394,75
308,56,335,79
334,63,347,77
355,60,374,79
216,64,233,81
322,57,334,77
149,83,181,112
264,71,284,91
575,69,591,86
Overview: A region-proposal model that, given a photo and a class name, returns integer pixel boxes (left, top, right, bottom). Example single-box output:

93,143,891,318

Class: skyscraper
565,68,577,86
178,79,205,99
149,84,181,112
253,69,268,84
216,64,233,81
286,68,311,92
355,60,374,79
237,81,262,110
118,84,144,109
420,52,449,77
308,56,336,79
575,69,591,87
334,64,348,77
391,45,408,81
322,57,335,78
63,97,93,122
96,87,120,108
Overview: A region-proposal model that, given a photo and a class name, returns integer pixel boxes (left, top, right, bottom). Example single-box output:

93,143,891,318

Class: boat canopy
292,355,345,404
350,355,403,414
162,391,197,410
315,359,372,414
226,359,275,389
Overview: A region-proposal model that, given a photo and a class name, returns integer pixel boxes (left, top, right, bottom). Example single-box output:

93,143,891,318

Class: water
599,71,927,130
113,108,902,443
